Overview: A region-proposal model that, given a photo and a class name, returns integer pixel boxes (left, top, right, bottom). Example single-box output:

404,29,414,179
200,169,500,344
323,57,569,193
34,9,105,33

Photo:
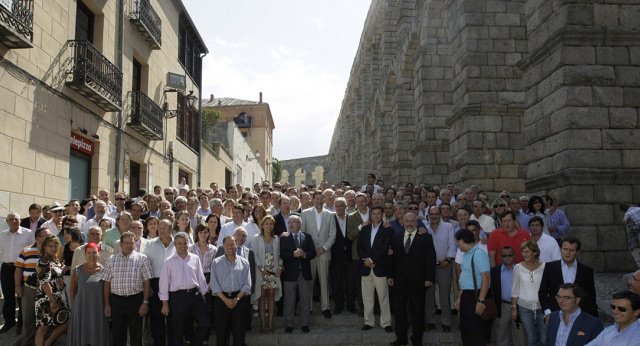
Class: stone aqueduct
281,0,640,272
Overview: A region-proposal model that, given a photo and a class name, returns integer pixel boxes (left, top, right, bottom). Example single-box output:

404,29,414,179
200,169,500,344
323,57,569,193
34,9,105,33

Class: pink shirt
158,252,208,300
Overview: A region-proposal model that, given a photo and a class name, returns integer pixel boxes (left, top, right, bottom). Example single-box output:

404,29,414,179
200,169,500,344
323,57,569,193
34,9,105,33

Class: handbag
471,250,498,320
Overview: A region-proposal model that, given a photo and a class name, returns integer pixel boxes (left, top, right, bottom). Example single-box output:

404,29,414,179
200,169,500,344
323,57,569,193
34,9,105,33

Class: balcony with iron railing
0,0,34,48
65,40,123,111
127,0,161,49
128,90,164,140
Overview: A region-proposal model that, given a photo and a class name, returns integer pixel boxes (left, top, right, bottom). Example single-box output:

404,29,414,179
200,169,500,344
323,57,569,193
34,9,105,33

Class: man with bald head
71,226,114,268
84,200,116,234
87,188,117,219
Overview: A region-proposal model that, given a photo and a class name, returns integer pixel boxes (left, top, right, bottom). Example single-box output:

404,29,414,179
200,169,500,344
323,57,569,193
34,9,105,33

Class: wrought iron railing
129,90,164,140
128,0,161,48
0,0,34,47
65,40,123,110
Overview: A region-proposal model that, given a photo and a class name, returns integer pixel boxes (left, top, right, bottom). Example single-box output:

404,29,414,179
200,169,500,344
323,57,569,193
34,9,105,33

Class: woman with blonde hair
511,240,546,346
222,199,236,219
290,196,301,212
491,198,522,230
172,210,194,244
35,235,68,346
252,215,282,333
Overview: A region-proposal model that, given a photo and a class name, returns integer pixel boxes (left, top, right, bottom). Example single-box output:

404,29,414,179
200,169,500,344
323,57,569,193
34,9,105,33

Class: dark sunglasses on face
611,304,629,312
408,207,418,211
165,192,173,195
115,198,125,201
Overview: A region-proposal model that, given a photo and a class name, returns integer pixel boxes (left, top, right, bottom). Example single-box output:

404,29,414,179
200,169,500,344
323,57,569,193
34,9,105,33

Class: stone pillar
519,0,639,271
446,0,528,194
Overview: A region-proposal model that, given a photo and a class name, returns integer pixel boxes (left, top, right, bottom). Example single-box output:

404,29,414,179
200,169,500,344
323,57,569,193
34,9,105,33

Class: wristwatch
143,300,149,304
478,299,485,303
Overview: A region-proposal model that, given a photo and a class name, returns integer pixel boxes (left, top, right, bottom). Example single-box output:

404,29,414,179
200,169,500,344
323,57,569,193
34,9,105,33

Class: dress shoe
390,340,408,346
451,309,458,315
424,323,436,332
442,325,451,333
302,326,310,333
285,327,293,333
385,326,393,333
362,324,374,331
435,308,442,315
323,309,332,319
0,322,16,334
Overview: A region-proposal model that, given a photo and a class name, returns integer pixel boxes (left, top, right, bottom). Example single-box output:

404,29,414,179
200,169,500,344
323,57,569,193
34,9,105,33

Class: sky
182,0,372,160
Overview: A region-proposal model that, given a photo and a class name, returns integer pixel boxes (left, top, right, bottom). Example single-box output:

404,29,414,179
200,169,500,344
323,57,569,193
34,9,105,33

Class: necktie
294,234,300,248
237,247,242,256
404,234,412,254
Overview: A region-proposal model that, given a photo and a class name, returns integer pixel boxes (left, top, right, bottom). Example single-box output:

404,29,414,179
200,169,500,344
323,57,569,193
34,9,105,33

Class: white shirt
0,227,34,263
470,214,495,234
142,237,176,278
370,223,380,247
357,208,370,230
511,262,546,310
41,218,62,236
336,215,347,237
360,184,381,193
217,220,248,247
314,208,324,230
535,233,562,263
83,216,116,235
243,223,259,249
73,214,87,228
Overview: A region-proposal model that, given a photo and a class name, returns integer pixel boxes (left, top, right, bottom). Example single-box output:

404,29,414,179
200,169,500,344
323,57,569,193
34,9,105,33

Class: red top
487,227,532,265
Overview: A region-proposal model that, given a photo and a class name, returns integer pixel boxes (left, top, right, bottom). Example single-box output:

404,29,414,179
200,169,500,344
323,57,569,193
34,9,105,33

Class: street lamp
246,150,261,162
163,89,198,118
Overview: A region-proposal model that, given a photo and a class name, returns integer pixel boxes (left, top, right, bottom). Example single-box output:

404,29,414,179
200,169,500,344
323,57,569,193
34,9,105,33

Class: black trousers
111,293,143,346
169,290,210,346
392,285,426,345
213,295,248,346
149,278,172,346
351,259,364,311
1,263,21,326
459,290,488,346
330,256,355,312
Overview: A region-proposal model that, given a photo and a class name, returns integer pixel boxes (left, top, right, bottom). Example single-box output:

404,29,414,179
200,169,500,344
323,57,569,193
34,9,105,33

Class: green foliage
201,109,222,134
272,158,282,182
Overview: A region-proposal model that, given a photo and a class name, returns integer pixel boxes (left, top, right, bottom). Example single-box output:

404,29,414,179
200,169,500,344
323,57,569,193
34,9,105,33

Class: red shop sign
70,133,94,156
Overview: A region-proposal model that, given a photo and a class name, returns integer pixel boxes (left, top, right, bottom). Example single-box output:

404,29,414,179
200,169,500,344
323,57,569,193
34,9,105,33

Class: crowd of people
1,174,639,346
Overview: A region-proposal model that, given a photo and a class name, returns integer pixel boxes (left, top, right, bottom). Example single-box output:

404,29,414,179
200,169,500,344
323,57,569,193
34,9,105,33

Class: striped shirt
102,251,153,296
188,243,217,273
15,243,39,281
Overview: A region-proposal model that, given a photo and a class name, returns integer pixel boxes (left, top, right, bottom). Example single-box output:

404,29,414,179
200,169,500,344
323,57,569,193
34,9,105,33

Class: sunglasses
165,192,174,195
611,304,629,312
90,198,98,202
52,210,64,213
408,207,419,211
494,205,505,208
500,254,514,258
115,198,126,201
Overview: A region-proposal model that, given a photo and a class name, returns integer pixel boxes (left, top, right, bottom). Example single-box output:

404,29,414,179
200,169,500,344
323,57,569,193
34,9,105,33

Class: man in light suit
300,189,336,318
114,221,149,253
347,192,371,315
546,284,602,346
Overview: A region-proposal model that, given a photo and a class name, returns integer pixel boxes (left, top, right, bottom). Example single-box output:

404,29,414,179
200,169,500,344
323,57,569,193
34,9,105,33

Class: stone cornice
446,104,525,127
525,168,640,191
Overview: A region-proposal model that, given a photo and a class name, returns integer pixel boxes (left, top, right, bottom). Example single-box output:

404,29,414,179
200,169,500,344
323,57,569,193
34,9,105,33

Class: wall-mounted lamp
91,134,100,140
246,150,261,162
77,127,88,135
163,88,198,119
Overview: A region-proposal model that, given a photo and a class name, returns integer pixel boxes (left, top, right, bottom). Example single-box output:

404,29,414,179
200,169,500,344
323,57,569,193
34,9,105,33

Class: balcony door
75,1,94,43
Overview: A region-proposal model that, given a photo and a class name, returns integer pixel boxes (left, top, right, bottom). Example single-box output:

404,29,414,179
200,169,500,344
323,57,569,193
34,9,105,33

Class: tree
272,157,282,182
201,109,222,135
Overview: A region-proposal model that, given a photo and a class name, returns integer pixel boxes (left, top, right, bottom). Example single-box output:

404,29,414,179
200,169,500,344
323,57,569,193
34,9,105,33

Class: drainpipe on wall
114,0,125,193
197,51,208,188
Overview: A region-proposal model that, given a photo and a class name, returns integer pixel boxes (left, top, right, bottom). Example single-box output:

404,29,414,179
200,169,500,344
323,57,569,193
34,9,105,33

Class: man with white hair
0,212,35,333
83,200,116,235
323,189,336,212
86,188,117,219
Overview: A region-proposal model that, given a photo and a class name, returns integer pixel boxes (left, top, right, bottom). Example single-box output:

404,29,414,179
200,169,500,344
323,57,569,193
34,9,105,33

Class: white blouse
511,262,545,310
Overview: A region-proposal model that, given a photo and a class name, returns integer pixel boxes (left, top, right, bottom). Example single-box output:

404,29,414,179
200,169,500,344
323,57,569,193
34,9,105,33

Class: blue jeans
518,306,546,346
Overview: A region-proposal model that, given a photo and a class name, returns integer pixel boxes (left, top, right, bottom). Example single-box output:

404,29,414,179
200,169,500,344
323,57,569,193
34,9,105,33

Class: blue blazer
357,224,392,277
280,232,316,282
546,310,603,346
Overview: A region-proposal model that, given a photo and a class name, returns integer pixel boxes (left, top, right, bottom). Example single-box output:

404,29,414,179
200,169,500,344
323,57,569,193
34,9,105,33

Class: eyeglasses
493,205,505,208
115,198,126,201
501,195,510,199
500,254,514,258
52,210,63,214
529,272,535,283
610,305,629,312
408,207,419,211
555,295,576,301
262,184,270,187
165,192,174,195
90,198,98,202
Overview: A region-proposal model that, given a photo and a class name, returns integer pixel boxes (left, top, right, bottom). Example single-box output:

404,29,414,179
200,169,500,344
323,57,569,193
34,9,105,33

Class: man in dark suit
215,226,255,331
141,194,162,220
330,197,355,314
280,215,316,333
358,206,393,332
539,236,598,323
546,284,603,346
490,246,525,346
20,203,45,232
387,212,437,346
274,195,299,236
